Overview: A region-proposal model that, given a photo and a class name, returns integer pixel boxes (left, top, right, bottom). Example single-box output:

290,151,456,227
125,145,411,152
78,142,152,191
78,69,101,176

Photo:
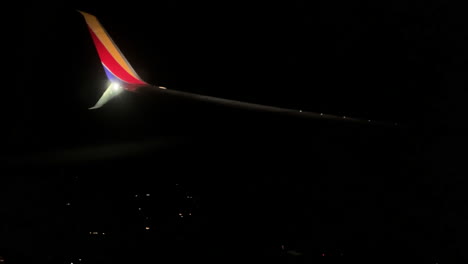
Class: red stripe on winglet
88,26,146,85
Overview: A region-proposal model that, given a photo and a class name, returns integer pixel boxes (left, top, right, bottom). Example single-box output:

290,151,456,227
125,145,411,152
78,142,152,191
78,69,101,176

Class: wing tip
76,9,87,16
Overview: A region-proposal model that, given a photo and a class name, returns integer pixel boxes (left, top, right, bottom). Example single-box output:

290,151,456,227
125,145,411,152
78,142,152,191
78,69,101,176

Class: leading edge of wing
136,86,399,128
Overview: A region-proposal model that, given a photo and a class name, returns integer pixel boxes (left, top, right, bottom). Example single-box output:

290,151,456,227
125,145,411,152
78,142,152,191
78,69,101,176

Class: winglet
78,10,147,89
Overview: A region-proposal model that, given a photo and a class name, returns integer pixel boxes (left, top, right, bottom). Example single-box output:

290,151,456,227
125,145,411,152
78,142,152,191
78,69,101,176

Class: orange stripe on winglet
78,11,144,82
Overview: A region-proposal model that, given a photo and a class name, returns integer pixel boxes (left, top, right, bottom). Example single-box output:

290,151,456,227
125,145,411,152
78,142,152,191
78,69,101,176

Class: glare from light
145,227,150,230
112,82,121,92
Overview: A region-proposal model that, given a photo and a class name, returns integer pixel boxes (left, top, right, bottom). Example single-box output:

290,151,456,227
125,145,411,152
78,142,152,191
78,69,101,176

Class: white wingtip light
89,82,124,110
112,82,121,92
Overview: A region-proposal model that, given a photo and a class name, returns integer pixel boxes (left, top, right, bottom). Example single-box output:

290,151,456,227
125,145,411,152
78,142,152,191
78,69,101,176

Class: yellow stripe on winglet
78,11,143,81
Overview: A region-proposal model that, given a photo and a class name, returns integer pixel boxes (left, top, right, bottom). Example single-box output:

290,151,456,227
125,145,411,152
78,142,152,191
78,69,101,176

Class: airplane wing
78,10,397,128
133,85,394,127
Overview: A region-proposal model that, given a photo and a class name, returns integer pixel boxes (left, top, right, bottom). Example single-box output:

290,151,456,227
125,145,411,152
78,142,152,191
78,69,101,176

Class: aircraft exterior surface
78,11,396,128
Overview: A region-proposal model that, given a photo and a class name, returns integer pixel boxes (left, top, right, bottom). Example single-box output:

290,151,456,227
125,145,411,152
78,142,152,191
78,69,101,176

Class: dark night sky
4,1,468,262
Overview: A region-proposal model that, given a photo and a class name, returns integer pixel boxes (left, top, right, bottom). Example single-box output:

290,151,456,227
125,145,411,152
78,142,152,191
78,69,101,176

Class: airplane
78,10,397,128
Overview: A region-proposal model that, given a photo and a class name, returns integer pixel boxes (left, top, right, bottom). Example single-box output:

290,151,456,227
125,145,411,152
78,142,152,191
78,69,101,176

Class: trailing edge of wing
136,86,398,127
